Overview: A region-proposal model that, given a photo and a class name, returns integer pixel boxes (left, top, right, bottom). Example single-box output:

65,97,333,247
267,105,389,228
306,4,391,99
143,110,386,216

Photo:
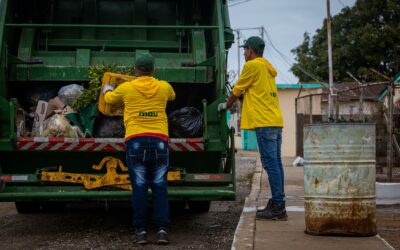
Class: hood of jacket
255,57,277,77
132,76,160,98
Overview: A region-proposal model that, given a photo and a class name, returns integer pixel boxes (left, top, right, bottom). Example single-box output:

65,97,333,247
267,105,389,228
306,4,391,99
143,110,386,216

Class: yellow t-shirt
104,76,175,140
232,57,283,130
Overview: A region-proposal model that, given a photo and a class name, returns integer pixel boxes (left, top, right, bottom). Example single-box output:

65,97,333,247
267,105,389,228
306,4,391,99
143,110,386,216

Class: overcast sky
227,0,357,84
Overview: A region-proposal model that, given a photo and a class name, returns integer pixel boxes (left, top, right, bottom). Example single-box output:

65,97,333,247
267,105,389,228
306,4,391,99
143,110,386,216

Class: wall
278,88,321,157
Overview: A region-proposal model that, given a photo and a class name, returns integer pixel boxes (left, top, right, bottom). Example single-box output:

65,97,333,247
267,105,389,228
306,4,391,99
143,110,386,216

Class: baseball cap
135,53,155,72
240,36,265,50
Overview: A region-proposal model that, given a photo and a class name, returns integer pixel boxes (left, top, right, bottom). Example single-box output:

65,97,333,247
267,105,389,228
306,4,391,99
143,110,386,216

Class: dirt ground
0,154,257,250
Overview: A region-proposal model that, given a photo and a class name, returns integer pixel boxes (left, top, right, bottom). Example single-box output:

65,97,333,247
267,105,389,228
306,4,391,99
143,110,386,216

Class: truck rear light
0,176,12,181
0,176,28,181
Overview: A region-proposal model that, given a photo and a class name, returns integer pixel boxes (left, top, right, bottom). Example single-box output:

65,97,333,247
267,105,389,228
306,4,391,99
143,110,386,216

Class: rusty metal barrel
303,124,376,236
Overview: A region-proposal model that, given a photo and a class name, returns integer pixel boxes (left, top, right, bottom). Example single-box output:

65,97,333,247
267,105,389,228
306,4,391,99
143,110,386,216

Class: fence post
335,95,339,122
359,85,364,121
309,95,313,124
387,83,394,181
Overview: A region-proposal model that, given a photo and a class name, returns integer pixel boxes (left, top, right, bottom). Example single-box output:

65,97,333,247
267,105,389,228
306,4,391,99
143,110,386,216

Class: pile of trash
17,84,203,139
18,83,88,138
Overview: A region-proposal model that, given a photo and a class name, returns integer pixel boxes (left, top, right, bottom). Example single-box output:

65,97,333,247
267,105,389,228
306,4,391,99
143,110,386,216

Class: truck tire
15,201,41,214
188,201,211,213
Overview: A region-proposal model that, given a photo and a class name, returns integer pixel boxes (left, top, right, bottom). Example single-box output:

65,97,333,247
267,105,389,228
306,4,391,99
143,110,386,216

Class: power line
228,0,253,7
261,28,328,86
264,43,292,83
337,0,346,8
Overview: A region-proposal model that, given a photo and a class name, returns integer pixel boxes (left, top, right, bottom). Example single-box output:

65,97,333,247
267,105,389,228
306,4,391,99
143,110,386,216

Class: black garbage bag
168,107,203,138
15,84,59,111
93,115,125,138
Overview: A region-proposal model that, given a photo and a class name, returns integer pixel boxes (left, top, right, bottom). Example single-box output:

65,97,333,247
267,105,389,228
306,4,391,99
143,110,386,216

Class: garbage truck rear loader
0,0,235,213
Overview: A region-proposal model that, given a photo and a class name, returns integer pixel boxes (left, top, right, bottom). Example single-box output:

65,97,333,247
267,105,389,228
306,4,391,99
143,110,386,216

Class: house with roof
320,83,387,119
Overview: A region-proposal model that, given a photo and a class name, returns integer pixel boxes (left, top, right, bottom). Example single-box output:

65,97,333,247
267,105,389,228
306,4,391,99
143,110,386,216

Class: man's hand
217,102,227,112
217,93,239,112
103,82,115,94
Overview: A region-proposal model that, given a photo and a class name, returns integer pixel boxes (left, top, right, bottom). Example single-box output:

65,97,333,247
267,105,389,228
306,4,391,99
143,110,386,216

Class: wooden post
309,95,313,124
335,95,339,122
387,82,394,181
326,0,334,119
359,86,364,121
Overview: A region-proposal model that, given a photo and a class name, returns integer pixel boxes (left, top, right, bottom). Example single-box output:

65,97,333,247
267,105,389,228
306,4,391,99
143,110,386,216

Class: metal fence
295,80,400,181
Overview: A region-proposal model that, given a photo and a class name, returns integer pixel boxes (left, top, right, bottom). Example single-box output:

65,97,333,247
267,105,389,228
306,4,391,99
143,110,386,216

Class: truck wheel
188,201,211,213
15,201,41,214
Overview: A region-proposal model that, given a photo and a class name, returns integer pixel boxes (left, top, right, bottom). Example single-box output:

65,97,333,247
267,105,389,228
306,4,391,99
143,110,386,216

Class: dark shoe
256,202,288,221
257,199,272,212
157,229,169,245
134,229,148,245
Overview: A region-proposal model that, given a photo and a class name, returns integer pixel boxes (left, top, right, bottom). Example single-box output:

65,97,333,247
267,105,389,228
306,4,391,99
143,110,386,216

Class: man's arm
231,63,254,97
168,84,176,101
218,63,253,112
226,92,239,109
104,83,124,104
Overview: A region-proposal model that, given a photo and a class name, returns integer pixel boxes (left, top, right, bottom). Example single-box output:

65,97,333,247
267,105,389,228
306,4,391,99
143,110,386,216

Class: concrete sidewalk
232,156,394,250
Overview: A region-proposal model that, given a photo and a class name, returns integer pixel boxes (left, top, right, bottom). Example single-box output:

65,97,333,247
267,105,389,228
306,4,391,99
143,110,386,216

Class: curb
231,158,262,250
376,182,400,205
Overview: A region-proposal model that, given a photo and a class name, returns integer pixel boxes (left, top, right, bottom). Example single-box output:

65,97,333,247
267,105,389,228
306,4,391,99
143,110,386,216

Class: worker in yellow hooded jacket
104,52,175,245
218,36,286,221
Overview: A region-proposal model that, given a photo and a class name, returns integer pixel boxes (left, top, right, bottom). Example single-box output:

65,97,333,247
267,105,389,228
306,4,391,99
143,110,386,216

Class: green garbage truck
0,0,235,213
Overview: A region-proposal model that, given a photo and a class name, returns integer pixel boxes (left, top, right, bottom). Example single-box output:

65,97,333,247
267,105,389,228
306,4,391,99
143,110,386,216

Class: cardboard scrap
32,100,48,135
45,97,76,119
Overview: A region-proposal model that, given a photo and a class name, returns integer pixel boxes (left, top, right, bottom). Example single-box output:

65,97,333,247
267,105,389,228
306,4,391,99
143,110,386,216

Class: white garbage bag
292,156,304,167
58,84,83,106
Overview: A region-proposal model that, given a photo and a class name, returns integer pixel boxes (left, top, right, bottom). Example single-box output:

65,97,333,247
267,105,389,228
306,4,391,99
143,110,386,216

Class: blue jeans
255,127,285,206
125,137,169,230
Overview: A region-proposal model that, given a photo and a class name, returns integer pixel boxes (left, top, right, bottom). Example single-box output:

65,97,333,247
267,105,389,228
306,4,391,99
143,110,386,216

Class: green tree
291,0,400,82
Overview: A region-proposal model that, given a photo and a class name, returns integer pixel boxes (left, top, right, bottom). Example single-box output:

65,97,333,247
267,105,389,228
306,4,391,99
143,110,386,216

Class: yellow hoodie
232,57,283,129
104,76,175,140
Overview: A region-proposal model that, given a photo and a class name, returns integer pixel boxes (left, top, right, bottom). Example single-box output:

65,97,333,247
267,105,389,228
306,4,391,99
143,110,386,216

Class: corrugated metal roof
321,83,386,102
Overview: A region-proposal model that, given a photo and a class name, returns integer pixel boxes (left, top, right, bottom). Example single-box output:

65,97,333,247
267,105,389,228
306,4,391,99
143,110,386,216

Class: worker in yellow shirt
218,36,287,221
104,52,175,244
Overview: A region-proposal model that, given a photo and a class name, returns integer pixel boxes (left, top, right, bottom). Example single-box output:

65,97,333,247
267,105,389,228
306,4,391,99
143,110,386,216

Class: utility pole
236,29,241,78
327,0,334,120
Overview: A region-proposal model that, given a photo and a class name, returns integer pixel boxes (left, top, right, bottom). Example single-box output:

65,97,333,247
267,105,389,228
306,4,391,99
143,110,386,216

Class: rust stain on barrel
313,177,319,187
304,198,376,236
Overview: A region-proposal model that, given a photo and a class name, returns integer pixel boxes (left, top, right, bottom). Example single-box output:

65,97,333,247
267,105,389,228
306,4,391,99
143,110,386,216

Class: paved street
0,154,257,250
